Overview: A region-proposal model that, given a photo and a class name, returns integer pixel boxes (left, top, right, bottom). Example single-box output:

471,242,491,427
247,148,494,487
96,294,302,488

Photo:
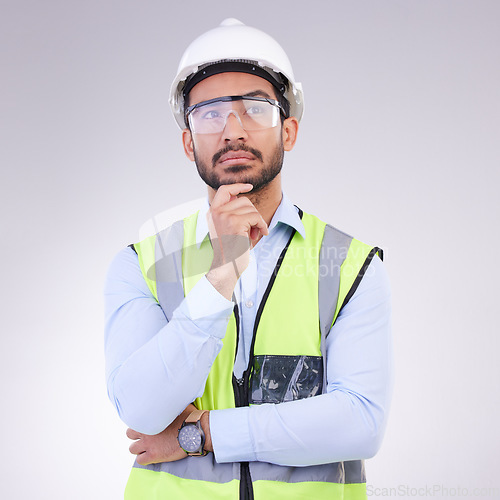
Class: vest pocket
250,355,323,404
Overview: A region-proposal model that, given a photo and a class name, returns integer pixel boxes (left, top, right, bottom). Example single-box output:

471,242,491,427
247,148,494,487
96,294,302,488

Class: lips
218,151,255,165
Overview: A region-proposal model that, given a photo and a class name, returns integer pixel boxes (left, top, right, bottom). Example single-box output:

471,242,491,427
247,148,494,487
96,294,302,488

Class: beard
193,139,284,193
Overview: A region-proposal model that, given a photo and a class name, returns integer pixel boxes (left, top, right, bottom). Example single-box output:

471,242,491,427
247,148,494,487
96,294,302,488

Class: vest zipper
231,304,253,500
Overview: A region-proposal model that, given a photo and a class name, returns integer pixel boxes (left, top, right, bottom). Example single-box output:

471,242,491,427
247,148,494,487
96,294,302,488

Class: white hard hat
169,18,304,129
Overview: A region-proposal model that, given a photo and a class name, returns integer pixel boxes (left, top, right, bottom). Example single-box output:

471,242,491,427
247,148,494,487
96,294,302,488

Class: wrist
200,410,212,452
206,263,239,300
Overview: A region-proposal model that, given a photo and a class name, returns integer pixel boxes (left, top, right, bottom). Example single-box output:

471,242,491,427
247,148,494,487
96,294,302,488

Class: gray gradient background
1,1,499,498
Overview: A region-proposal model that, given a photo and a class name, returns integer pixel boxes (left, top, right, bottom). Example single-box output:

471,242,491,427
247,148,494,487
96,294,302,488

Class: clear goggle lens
186,96,284,134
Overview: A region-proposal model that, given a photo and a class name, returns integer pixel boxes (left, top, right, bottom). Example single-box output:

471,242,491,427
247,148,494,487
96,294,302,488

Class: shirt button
245,300,254,308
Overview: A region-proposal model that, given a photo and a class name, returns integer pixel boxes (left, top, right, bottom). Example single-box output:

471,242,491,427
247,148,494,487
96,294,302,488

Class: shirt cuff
210,407,256,463
173,275,235,339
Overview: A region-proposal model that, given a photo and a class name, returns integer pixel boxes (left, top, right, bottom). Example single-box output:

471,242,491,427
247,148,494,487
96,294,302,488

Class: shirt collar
195,192,306,248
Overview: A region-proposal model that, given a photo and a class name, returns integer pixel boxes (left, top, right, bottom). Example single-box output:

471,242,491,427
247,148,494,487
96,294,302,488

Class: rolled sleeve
210,406,256,463
177,276,235,338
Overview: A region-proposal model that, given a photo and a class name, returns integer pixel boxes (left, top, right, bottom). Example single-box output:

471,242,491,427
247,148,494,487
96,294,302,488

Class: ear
182,128,195,161
282,117,299,151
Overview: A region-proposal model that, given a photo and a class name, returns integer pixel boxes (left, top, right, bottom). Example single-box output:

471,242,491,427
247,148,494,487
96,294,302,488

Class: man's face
182,72,297,193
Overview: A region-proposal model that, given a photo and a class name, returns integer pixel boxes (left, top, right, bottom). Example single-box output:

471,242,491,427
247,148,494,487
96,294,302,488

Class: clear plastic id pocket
250,355,323,404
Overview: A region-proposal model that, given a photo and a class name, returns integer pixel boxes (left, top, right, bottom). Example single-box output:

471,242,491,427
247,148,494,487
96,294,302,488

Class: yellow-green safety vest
126,208,382,500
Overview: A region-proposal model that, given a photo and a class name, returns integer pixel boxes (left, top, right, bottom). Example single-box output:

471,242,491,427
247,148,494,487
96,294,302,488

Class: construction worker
104,18,392,500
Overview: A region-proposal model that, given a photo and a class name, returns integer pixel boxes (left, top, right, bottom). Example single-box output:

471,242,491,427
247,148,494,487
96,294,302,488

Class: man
104,18,392,500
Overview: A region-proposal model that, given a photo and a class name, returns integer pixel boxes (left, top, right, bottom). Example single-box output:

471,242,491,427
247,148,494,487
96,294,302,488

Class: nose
222,111,248,142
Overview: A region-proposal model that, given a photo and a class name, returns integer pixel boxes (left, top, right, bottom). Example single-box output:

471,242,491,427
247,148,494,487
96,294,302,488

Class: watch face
178,424,202,453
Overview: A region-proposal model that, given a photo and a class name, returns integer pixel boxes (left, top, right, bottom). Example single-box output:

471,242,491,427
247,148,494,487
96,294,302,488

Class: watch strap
184,409,207,424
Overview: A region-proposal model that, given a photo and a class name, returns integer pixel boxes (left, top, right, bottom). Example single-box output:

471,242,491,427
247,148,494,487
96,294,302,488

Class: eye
246,105,265,115
201,109,222,120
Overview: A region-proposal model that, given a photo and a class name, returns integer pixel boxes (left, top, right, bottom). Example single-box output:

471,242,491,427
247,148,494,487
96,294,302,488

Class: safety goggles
185,95,285,134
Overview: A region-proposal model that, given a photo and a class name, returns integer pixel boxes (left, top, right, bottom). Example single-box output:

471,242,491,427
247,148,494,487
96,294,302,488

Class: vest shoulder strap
318,223,353,337
318,223,383,333
155,219,185,320
133,234,158,300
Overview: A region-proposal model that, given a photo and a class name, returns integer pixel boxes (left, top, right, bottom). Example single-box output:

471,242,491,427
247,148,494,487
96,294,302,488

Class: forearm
107,306,225,435
210,390,387,466
105,248,234,434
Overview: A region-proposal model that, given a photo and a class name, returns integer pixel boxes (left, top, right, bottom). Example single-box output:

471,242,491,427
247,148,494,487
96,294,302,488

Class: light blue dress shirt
104,193,393,466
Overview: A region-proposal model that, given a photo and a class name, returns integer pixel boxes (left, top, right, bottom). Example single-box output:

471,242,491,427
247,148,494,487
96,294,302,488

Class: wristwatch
177,409,208,456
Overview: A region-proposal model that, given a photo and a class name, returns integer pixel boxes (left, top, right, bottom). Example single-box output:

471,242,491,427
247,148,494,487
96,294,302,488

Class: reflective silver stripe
344,460,366,484
318,224,353,338
155,220,185,320
132,456,364,485
318,224,353,392
249,461,346,483
132,454,240,483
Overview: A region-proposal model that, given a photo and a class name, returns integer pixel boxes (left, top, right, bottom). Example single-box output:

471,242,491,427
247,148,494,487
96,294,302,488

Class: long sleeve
104,246,234,435
209,255,393,466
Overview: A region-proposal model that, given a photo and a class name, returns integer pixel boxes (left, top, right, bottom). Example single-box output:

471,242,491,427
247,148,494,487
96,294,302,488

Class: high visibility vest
125,208,382,500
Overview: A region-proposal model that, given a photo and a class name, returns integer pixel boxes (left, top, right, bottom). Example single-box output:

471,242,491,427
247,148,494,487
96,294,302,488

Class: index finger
126,428,142,440
211,183,253,208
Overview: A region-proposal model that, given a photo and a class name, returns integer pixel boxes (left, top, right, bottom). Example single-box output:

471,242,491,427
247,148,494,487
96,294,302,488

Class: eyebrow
243,90,273,99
